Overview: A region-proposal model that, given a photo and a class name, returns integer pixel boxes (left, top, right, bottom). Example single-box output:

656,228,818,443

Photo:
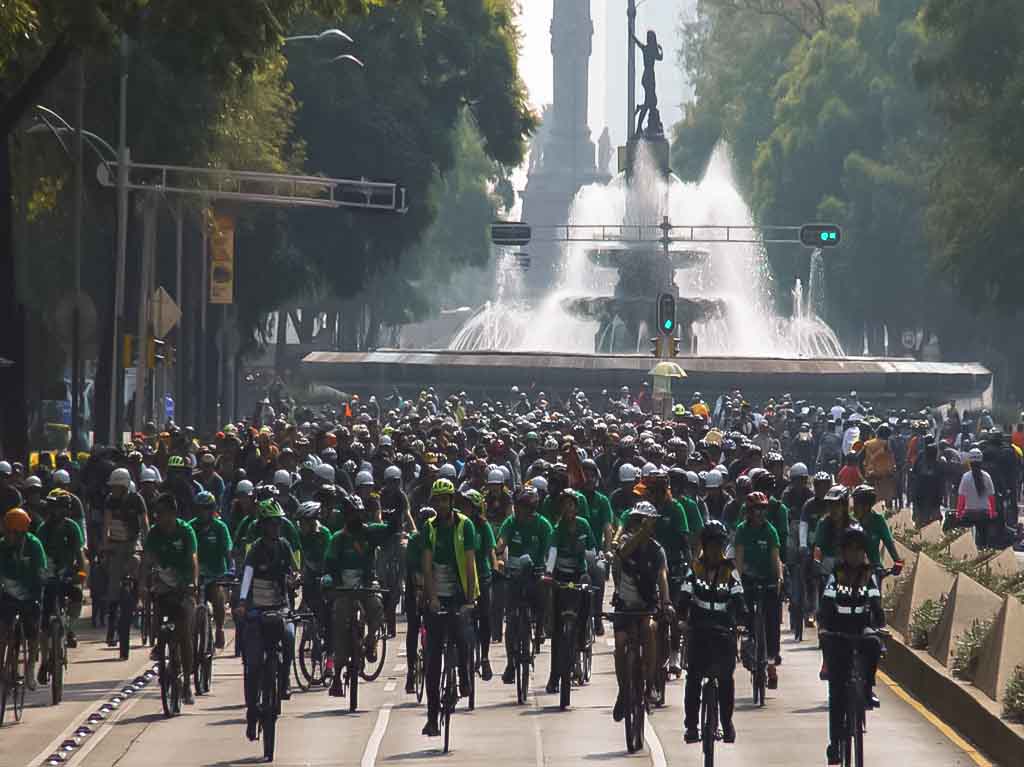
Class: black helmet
752,470,775,494
813,471,833,484
840,524,868,549
825,485,850,503
852,484,877,505
700,519,729,546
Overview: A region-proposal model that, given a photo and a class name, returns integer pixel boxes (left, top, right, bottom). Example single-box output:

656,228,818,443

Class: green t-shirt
299,523,332,574
0,533,47,600
36,519,83,574
236,514,302,558
187,516,233,578
498,513,552,563
144,519,198,589
427,514,478,567
469,516,496,580
548,516,596,576
538,493,591,528
679,496,705,537
406,529,425,577
582,490,614,538
653,498,690,566
325,522,391,586
856,510,896,567
734,520,780,580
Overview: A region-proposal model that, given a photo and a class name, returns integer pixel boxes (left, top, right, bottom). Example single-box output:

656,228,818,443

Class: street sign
799,223,842,247
151,286,181,339
491,222,532,247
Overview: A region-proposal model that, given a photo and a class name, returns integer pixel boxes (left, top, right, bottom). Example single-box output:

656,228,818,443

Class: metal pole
132,195,156,433
71,53,84,453
198,221,208,432
108,34,129,444
174,198,183,424
627,0,636,142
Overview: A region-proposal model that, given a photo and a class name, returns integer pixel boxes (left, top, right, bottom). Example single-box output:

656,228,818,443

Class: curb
881,633,1024,767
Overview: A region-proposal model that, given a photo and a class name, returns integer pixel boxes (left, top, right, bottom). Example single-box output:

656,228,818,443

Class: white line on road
361,702,393,767
644,718,667,767
384,680,397,692
605,638,614,648
533,718,544,767
393,663,407,673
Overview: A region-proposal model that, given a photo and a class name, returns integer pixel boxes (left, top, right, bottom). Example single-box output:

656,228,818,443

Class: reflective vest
426,513,480,602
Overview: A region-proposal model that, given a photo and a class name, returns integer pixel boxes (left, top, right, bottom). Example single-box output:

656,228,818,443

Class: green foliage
951,617,993,681
1004,665,1024,723
909,595,944,649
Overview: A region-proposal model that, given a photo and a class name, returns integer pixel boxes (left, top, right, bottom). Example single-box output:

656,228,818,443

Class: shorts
610,607,655,633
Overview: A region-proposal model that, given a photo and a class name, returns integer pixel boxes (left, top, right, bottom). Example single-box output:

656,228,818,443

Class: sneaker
545,678,559,694
26,666,38,692
281,685,291,701
819,660,829,681
480,659,493,681
613,695,625,722
594,619,605,637
773,654,782,666
683,727,700,744
183,687,195,706
215,629,225,650
722,722,736,743
422,718,441,737
805,616,816,628
364,641,378,664
325,657,335,676
767,664,778,690
150,646,160,662
329,678,344,697
246,715,258,742
866,688,880,709
66,631,78,649
37,662,49,686
502,665,515,684
827,743,841,765
668,650,682,676
405,672,416,695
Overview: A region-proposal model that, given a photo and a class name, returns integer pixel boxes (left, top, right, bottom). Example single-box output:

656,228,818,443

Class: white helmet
140,466,159,483
24,475,42,489
273,469,292,486
704,469,723,489
618,464,639,483
298,501,322,520
355,470,375,488
379,434,393,447
108,468,132,488
641,462,658,479
315,463,336,483
685,471,700,486
529,476,548,493
500,465,511,483
487,469,505,485
0,461,11,476
790,462,809,479
438,464,458,480
383,465,402,482
53,469,71,485
235,479,254,496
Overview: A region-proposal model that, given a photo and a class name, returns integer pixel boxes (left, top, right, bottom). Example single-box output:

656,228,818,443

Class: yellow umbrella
647,361,687,379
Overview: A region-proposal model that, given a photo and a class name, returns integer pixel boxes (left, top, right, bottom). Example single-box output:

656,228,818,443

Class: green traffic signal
663,319,673,331
800,223,841,247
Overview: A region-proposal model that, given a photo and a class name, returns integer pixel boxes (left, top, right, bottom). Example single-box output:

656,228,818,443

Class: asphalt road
2,609,990,767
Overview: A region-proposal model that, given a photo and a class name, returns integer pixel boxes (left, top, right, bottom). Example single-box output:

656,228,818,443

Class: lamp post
284,27,365,67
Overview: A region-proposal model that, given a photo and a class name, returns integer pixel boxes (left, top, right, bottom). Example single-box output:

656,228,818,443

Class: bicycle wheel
851,686,865,767
415,649,426,704
294,621,314,690
0,639,10,726
349,662,359,712
632,674,645,753
193,604,208,695
159,638,173,717
12,621,26,723
360,624,387,682
702,681,718,767
580,615,594,685
516,628,530,705
442,646,455,754
623,676,638,753
559,617,574,710
140,596,152,646
262,652,279,763
50,616,65,706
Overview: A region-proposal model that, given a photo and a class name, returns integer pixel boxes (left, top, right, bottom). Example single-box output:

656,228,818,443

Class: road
3,611,990,767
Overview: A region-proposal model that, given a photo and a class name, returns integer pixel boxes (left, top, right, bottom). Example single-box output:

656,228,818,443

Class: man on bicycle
420,478,479,737
610,502,671,722
495,485,552,684
187,491,233,649
820,524,885,765
458,489,497,681
0,508,46,690
102,467,149,648
37,490,86,684
378,465,414,639
140,493,198,705
324,493,389,697
798,472,833,627
850,485,903,573
236,499,298,740
580,459,614,636
680,520,745,745
733,491,783,690
404,506,435,693
543,489,596,694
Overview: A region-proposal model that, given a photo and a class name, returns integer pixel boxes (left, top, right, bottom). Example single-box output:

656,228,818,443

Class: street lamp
284,28,364,67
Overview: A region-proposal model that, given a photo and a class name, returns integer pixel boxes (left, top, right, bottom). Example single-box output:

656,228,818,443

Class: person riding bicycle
797,472,833,627
813,485,854,575
378,464,414,639
610,502,672,722
236,499,298,741
543,488,596,694
323,493,389,697
234,485,302,561
0,508,46,690
458,488,497,682
495,485,552,684
101,467,149,647
733,491,783,690
420,478,480,737
820,524,885,765
681,519,745,745
188,491,233,649
580,459,613,636
850,485,903,573
139,493,199,705
37,490,86,683
295,500,332,674
163,455,201,521
404,506,436,693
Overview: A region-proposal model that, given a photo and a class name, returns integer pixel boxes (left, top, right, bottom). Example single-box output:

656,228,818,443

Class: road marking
384,680,397,692
644,718,667,767
393,663,407,673
361,702,393,767
533,717,544,767
605,638,614,648
877,671,992,767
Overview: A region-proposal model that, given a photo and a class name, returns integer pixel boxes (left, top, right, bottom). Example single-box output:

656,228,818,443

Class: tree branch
711,0,816,39
0,35,76,135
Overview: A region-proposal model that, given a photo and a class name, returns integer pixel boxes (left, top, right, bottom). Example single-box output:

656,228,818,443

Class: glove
891,560,904,577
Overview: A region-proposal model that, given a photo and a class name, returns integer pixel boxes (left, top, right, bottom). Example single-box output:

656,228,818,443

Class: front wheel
349,663,359,713
50,617,65,706
415,649,426,704
701,681,718,767
559,616,575,710
360,625,387,682
261,652,280,763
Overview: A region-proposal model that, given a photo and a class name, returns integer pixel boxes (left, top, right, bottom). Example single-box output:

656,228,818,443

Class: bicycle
433,608,469,754
744,579,771,707
820,629,890,767
693,626,737,767
331,586,388,712
194,576,237,696
602,610,656,754
544,577,593,710
247,608,294,763
153,593,187,718
294,605,328,691
502,566,541,705
0,598,29,726
42,575,77,706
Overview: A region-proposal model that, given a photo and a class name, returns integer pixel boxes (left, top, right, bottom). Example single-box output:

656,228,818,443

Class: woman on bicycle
819,524,884,765
0,508,46,690
188,491,233,649
681,519,745,745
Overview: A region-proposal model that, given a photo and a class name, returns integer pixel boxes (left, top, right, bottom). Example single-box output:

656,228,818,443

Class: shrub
1003,665,1024,722
950,618,993,681
909,596,945,649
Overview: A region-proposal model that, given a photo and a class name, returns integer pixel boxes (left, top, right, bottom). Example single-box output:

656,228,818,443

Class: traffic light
491,222,532,247
668,337,680,357
122,334,135,368
657,293,676,336
799,224,841,247
147,337,166,369
650,337,663,357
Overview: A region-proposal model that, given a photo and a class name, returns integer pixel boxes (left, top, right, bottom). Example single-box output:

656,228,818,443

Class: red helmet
746,491,769,508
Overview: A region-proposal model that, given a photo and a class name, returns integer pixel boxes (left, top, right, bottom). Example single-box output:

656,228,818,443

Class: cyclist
420,478,480,737
544,488,596,694
495,485,552,684
188,491,233,649
378,464,413,639
681,520,744,745
580,459,613,636
37,490,86,684
458,488,497,681
0,508,46,690
404,506,435,693
610,502,671,722
139,493,199,705
609,464,639,522
733,491,783,690
163,455,201,521
850,485,903,574
324,493,389,697
101,467,149,647
236,499,298,741
798,472,833,627
813,485,854,576
234,486,302,562
820,524,885,765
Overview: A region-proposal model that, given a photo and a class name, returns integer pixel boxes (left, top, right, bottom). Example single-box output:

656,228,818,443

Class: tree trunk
0,136,28,461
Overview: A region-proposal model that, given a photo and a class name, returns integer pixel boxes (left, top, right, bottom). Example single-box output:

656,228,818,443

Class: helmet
790,463,809,479
516,485,540,505
752,471,775,494
813,471,833,484
438,464,458,480
194,491,217,509
235,479,255,496
460,489,484,510
766,452,784,465
685,471,700,486
628,501,658,520
383,465,402,482
736,475,753,493
825,485,850,503
45,489,72,510
320,447,338,462
139,466,159,483
298,501,322,520
641,462,658,479
355,471,375,488
4,508,32,533
273,469,292,486
315,463,336,483
431,478,456,497
618,464,639,483
257,499,286,520
487,469,505,485
704,469,723,489
701,519,729,545
419,506,437,521
559,488,581,509
341,494,365,513
108,468,132,488
746,491,769,508
967,448,984,464
529,476,548,493
0,461,12,476
852,484,877,505
255,484,279,502
840,524,868,549
24,475,42,489
167,455,187,470
52,469,71,485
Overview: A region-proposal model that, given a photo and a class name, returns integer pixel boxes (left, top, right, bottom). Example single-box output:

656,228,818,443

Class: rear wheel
623,680,638,753
415,649,426,704
193,604,209,695
118,584,134,660
441,648,455,754
50,617,65,706
12,624,26,722
701,681,718,767
360,625,387,682
0,641,10,725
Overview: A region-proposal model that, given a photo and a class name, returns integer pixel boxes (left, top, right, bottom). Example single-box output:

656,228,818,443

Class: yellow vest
426,513,480,602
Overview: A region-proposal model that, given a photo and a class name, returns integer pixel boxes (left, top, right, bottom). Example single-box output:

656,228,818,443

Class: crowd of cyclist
0,385,1019,763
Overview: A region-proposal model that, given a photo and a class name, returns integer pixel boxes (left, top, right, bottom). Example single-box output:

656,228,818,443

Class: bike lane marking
361,702,393,767
644,717,668,767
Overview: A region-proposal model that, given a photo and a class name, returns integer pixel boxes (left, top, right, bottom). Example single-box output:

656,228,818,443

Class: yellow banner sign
209,213,235,304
